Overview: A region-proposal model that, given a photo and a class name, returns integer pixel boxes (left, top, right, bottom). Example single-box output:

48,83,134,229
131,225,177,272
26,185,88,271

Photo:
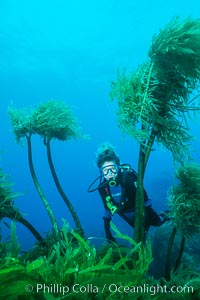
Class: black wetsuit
98,169,161,242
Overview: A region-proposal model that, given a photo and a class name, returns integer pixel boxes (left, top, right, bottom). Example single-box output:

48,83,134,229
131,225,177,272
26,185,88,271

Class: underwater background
1,0,200,253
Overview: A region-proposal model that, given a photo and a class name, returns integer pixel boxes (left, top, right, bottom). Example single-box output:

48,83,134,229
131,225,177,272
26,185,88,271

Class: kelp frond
111,62,160,144
0,169,21,261
168,163,200,237
6,221,21,259
0,219,199,299
111,222,153,276
32,100,83,142
39,222,155,298
8,106,34,142
111,16,200,163
149,16,200,80
0,169,22,222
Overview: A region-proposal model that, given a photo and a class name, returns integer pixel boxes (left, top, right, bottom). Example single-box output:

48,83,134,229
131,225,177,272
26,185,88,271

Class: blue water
1,0,200,250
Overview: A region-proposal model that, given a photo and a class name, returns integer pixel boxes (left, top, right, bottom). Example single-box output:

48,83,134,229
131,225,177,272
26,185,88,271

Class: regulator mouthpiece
109,179,117,187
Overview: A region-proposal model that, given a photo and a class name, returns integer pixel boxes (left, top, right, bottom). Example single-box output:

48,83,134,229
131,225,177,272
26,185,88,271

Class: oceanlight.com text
24,283,194,296
107,283,193,295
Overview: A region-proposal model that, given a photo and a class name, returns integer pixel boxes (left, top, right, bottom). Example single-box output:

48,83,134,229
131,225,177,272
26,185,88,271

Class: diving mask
101,164,119,176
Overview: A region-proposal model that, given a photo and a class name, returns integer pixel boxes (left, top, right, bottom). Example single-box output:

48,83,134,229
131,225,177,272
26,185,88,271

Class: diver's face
101,161,119,181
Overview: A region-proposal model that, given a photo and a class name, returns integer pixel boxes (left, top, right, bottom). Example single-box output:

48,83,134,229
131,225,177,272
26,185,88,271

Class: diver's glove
103,217,116,243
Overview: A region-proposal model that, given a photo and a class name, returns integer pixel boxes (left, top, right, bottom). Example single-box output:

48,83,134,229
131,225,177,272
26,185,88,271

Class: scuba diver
88,143,167,243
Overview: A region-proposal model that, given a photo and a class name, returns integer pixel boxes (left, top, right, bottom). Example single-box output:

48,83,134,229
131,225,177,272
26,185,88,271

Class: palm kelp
9,101,85,236
8,107,60,236
0,168,43,244
168,163,200,238
110,16,200,243
163,163,200,280
31,100,85,236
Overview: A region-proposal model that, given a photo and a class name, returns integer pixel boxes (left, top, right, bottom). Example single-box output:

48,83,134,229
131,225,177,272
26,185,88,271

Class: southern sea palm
164,163,200,279
111,17,200,243
31,100,85,236
0,168,44,243
8,107,60,236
